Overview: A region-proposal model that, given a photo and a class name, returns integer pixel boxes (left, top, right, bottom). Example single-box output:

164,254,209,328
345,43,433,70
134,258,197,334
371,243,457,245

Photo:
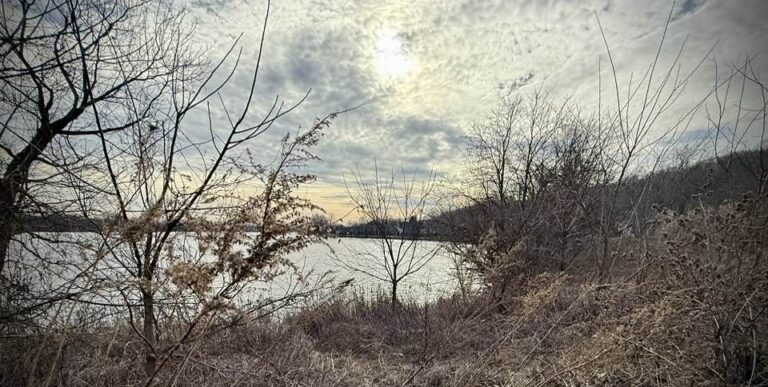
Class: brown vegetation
2,1,767,386
2,193,766,386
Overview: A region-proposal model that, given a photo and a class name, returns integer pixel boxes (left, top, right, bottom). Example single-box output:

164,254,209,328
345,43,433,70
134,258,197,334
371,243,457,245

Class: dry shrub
288,288,475,359
1,326,147,386
534,195,768,386
442,195,767,386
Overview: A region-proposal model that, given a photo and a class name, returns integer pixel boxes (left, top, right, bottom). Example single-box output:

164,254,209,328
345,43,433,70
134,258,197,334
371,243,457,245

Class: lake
7,234,459,324
280,237,457,301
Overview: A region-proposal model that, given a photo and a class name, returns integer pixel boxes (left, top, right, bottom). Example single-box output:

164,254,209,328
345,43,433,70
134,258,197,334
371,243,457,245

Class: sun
373,29,414,79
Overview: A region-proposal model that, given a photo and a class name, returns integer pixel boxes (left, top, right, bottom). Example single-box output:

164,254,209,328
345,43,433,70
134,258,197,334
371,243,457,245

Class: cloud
673,0,704,21
177,0,768,214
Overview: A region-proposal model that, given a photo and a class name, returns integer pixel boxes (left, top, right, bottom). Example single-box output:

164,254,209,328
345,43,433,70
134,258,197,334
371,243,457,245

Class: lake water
7,234,459,323
281,237,457,301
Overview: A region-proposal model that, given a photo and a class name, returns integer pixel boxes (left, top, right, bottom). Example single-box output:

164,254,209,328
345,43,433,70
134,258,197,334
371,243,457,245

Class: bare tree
444,91,572,305
1,0,346,381
0,0,201,273
464,91,564,209
338,164,437,305
592,4,718,280
537,111,613,271
706,55,768,195
83,11,340,380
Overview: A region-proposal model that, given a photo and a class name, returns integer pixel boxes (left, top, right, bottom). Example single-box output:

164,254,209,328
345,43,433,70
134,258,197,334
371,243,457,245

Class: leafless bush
529,195,768,386
337,165,438,305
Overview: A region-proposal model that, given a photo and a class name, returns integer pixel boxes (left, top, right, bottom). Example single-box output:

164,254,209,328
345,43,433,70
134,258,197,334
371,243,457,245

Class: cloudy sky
181,0,768,217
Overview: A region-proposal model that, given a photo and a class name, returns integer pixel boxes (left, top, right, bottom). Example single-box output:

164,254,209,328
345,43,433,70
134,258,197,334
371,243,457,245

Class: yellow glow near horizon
373,28,414,79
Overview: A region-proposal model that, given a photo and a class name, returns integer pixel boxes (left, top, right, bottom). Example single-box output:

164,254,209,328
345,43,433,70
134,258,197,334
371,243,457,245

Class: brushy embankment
3,196,767,386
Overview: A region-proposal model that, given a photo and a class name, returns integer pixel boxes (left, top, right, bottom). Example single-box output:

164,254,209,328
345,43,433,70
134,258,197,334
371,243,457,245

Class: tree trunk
391,280,398,306
0,116,80,273
492,279,508,314
141,282,157,376
0,230,11,276
0,186,20,275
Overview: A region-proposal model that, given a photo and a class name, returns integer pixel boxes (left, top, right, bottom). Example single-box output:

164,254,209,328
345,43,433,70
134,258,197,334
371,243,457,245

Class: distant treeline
21,215,106,233
19,216,264,234
428,147,766,244
330,222,446,240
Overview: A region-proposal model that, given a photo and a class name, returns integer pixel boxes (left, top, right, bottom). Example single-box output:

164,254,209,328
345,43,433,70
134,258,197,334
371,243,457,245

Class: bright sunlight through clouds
373,28,415,80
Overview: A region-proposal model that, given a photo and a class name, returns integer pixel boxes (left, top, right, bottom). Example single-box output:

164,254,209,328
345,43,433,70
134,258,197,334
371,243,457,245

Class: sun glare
373,29,414,79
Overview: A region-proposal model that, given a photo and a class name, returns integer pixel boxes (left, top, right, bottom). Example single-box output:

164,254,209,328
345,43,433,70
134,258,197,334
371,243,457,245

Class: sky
181,0,768,218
